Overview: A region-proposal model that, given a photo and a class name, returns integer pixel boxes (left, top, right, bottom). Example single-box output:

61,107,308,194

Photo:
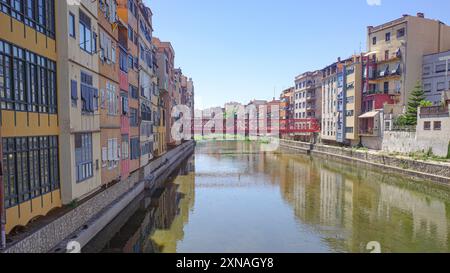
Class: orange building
98,0,122,186
117,0,140,174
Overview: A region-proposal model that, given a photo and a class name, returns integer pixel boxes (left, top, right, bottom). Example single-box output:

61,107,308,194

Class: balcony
364,88,401,96
306,94,316,102
359,128,377,136
419,105,450,118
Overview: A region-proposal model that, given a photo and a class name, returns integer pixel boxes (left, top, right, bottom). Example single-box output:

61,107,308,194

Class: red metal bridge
190,118,321,135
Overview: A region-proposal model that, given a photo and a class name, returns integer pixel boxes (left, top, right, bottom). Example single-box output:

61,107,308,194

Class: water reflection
85,141,450,253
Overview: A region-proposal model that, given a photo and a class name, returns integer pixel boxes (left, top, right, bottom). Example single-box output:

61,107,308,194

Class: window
383,82,389,93
106,82,118,115
121,95,128,115
71,80,78,106
121,135,129,160
385,50,389,61
128,54,133,69
130,107,138,126
69,12,75,37
130,137,140,160
436,63,446,73
397,28,405,38
433,121,442,131
372,36,377,45
130,84,139,99
423,66,431,76
141,141,152,156
385,32,391,42
104,138,119,170
1,0,55,38
437,82,445,91
79,11,92,53
75,133,93,182
345,127,354,134
2,136,59,208
424,121,431,131
119,48,128,72
0,40,57,113
141,103,151,121
423,83,432,93
80,71,98,113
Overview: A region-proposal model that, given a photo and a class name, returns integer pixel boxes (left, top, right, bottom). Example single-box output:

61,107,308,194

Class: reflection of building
83,155,195,253
319,170,343,227
379,184,448,244
270,150,450,252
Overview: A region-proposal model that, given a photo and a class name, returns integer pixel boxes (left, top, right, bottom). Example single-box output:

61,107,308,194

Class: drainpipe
0,141,5,250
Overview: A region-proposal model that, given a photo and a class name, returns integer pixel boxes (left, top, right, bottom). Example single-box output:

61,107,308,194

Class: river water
83,140,450,253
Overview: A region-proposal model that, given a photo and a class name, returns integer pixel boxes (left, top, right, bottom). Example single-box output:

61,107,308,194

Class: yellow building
57,0,102,204
344,55,363,145
0,0,61,233
366,12,450,107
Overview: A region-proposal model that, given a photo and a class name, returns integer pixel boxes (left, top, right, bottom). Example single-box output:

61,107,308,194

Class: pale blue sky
146,0,450,109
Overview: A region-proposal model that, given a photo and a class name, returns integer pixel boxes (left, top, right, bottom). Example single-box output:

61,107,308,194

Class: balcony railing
420,106,450,117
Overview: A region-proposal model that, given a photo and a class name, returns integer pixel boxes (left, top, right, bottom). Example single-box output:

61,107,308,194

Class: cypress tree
404,81,426,126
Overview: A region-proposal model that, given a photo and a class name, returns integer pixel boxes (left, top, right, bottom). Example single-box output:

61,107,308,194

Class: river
83,140,450,253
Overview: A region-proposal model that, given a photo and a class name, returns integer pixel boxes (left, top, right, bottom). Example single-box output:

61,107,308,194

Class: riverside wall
279,139,450,185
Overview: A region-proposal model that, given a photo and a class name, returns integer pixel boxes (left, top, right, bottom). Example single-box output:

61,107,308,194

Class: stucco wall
382,130,450,157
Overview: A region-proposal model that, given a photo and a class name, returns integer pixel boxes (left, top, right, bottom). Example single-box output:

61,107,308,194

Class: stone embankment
279,139,450,185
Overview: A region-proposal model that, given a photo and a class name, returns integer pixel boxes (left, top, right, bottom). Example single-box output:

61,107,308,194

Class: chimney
367,26,373,32
402,14,409,18
337,57,341,62
417,12,424,18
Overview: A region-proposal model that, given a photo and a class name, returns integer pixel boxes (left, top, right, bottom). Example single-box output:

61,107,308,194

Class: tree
404,80,426,126
419,100,433,107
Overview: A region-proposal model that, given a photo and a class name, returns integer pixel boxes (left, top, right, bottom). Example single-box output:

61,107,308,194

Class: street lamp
439,55,450,92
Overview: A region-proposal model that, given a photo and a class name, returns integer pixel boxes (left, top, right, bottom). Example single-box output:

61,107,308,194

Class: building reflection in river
85,141,450,253
265,151,450,253
83,157,196,253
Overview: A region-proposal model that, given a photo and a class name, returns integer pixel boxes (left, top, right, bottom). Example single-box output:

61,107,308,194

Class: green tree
419,100,433,107
404,80,426,126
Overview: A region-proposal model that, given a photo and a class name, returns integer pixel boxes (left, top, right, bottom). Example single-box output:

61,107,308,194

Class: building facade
365,13,450,107
137,2,154,167
279,87,294,137
57,0,102,204
117,0,140,174
343,55,363,145
153,37,175,148
98,0,121,186
321,62,339,143
422,50,450,105
1,0,59,234
294,71,322,141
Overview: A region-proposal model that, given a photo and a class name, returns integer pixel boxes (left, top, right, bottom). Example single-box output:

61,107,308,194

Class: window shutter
108,140,113,161
71,80,78,100
102,147,108,166
117,142,121,161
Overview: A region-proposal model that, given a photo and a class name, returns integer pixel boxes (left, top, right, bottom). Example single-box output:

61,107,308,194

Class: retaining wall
279,139,450,184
